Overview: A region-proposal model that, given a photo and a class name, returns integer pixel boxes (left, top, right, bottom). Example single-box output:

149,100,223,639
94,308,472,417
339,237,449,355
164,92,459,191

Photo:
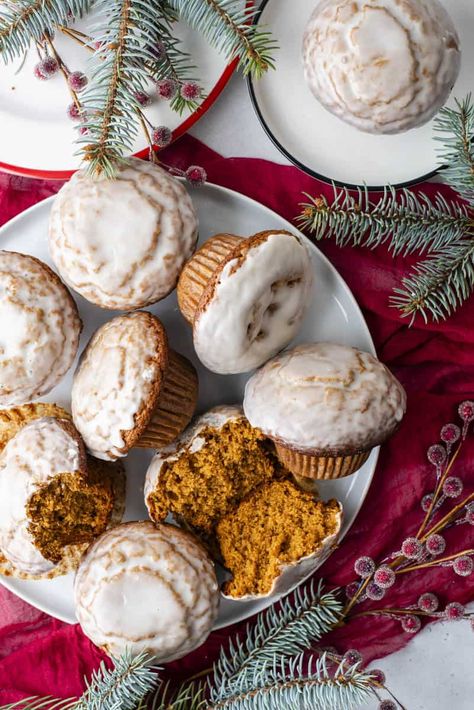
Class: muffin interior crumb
26,470,114,563
147,419,282,539
216,480,340,597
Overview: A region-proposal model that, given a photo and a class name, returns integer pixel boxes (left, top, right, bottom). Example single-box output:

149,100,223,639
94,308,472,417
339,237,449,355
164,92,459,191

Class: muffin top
74,521,219,662
244,343,406,453
72,312,168,461
193,231,313,374
0,417,86,576
49,158,198,310
0,251,82,406
302,0,460,134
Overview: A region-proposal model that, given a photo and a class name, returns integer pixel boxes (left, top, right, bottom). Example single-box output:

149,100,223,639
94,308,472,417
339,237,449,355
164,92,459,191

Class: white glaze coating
222,504,343,601
72,313,163,461
244,343,406,452
74,521,219,661
302,0,461,134
0,251,81,406
194,233,313,374
49,159,198,310
144,405,243,505
0,418,83,575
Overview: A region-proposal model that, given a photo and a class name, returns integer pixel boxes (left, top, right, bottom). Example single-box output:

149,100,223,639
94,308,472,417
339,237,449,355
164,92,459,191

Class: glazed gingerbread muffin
0,251,82,406
74,521,219,661
72,311,198,460
145,405,342,599
244,342,406,485
49,158,198,310
177,230,313,374
0,412,125,579
303,0,461,134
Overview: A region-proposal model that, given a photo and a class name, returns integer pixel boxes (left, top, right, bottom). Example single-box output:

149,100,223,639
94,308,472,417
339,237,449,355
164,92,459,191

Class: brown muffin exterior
275,442,372,482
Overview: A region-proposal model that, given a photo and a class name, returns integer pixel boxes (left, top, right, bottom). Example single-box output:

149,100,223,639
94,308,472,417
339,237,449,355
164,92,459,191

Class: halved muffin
145,405,342,599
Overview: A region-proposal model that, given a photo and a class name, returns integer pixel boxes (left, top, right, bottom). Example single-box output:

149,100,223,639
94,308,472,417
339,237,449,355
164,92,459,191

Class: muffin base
136,350,198,449
275,442,371,481
177,234,242,323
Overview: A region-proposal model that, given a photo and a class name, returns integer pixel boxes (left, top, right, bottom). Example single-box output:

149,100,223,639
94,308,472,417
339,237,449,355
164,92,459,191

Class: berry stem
351,608,437,619
421,491,474,541
417,440,463,538
394,549,474,575
342,576,373,617
58,25,95,53
43,32,81,111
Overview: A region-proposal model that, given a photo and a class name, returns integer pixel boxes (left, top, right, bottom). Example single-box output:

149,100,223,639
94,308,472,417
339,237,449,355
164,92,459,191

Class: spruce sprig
212,580,342,699
167,0,278,78
298,94,474,324
211,653,376,710
0,0,92,62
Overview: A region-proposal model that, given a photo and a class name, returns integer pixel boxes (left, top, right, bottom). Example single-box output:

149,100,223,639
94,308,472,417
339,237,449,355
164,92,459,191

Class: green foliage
211,653,376,710
298,94,474,324
0,699,77,710
212,580,342,698
0,0,91,62
167,0,277,79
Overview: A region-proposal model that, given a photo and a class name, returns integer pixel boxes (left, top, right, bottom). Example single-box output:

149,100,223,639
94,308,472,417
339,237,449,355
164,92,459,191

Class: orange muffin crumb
217,480,341,597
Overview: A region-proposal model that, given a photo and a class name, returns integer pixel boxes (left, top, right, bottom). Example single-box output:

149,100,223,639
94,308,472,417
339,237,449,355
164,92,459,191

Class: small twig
395,549,474,575
43,32,81,111
416,441,463,537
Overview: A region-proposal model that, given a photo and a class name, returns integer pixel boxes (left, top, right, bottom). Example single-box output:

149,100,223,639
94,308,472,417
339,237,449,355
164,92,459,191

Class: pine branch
0,700,77,710
297,185,472,257
391,238,474,324
168,0,277,78
212,581,342,700
148,680,206,710
0,0,92,63
74,650,159,710
78,0,170,177
435,95,474,204
211,653,376,710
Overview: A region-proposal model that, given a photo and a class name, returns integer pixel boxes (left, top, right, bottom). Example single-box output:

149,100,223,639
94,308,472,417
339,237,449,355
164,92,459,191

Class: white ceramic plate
248,0,473,189
0,7,242,179
0,182,377,628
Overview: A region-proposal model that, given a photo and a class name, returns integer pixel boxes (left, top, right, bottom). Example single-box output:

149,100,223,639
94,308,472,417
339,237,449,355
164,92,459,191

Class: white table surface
191,72,474,710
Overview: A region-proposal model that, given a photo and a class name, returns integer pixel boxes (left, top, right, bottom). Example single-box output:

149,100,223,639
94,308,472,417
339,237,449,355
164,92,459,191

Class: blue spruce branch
435,95,474,205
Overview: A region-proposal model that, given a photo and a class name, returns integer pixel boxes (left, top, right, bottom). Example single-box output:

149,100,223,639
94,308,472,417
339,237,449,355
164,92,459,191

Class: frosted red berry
374,565,396,589
466,509,474,526
33,64,48,81
180,80,201,101
421,493,434,512
453,555,473,577
401,615,421,633
68,71,88,92
156,78,178,100
370,669,386,685
440,423,461,444
418,592,439,613
354,556,375,578
379,701,396,710
426,534,446,556
366,582,385,601
445,602,465,620
151,40,166,61
343,649,362,665
67,103,81,121
443,476,463,498
401,537,422,559
185,165,207,186
37,56,59,78
134,91,151,107
458,400,474,422
345,582,359,599
152,126,172,148
427,444,447,466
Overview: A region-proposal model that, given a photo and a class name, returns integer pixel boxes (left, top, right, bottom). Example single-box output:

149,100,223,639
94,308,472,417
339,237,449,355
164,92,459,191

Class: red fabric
0,136,473,701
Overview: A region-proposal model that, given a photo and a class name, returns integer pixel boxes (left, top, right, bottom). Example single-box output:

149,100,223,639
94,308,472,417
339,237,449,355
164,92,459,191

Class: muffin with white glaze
74,521,219,661
244,343,406,484
72,311,198,461
0,411,125,579
302,0,461,134
0,251,82,406
177,231,313,374
145,405,342,599
49,158,198,310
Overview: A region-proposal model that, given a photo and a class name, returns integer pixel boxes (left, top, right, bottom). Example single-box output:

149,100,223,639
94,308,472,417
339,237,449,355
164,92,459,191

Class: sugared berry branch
297,96,474,324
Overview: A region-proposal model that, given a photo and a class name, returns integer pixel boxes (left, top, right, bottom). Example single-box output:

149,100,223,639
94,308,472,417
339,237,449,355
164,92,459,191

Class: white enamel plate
0,182,377,629
248,0,474,189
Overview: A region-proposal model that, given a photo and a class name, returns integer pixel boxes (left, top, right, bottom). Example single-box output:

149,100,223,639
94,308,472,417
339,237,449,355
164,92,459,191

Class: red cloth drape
0,136,473,702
